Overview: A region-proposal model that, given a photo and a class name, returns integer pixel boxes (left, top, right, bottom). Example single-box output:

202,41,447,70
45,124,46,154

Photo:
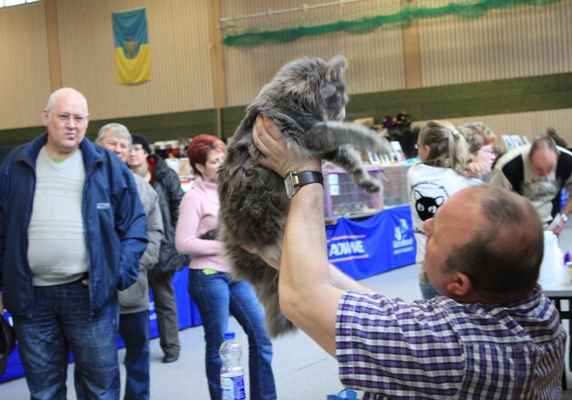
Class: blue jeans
188,269,276,400
119,310,150,400
12,279,120,400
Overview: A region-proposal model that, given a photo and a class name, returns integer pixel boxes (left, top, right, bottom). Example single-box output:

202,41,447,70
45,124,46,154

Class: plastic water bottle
220,331,246,400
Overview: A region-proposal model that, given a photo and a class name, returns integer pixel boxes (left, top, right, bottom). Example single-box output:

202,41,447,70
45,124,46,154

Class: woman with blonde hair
408,121,481,299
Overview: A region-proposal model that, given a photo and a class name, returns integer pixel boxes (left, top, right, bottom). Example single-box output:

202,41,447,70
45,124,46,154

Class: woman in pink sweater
175,134,276,400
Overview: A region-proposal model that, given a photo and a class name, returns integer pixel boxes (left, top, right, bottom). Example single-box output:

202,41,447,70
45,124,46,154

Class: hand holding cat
253,115,321,177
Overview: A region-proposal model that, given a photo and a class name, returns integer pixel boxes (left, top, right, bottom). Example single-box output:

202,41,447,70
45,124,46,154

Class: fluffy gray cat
217,55,391,337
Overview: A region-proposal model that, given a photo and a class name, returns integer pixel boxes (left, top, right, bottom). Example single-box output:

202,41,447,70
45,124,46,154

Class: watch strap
561,213,568,223
285,171,324,199
296,171,324,188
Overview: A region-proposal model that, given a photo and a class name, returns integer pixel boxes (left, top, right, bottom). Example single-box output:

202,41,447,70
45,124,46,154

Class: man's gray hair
45,88,89,114
95,123,132,148
529,136,558,159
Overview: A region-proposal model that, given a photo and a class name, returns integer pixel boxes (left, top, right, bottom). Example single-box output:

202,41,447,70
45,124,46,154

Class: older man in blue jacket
0,88,147,400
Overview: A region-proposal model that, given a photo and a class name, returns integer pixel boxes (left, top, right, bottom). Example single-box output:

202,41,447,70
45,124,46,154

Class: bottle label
221,374,246,400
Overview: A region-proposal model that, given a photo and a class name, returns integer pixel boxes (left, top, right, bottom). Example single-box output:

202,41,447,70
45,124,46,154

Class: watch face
285,175,294,196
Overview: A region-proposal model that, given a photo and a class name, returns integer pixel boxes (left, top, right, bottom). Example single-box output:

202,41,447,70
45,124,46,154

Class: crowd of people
0,87,570,399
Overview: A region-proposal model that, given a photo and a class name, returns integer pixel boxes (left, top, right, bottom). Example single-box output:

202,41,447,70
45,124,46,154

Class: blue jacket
0,133,148,317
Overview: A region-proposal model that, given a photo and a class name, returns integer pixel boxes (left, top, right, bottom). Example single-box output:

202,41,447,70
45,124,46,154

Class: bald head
529,137,559,177
446,185,544,303
46,88,89,115
42,88,90,158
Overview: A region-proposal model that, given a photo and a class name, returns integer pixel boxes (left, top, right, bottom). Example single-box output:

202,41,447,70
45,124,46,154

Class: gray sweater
118,172,164,314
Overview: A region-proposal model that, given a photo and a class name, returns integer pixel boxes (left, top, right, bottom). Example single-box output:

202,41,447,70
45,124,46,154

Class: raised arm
253,116,376,357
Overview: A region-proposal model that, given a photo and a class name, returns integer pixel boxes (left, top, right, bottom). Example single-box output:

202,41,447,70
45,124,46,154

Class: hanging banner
326,205,416,280
112,8,152,85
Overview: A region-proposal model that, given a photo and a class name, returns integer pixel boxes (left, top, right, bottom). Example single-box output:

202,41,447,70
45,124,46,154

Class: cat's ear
414,190,422,200
326,55,348,82
435,196,445,206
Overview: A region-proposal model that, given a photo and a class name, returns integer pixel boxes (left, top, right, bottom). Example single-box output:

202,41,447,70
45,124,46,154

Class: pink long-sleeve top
175,178,230,273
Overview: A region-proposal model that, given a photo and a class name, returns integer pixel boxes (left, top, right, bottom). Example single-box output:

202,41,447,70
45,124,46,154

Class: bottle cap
223,331,235,340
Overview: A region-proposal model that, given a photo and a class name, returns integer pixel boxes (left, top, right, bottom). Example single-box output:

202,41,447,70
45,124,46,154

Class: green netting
222,0,566,47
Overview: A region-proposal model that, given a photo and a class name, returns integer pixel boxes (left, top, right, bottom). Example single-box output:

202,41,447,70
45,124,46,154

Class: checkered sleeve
336,291,465,398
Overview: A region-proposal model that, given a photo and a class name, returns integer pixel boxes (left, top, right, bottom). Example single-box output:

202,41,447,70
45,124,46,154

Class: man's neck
44,143,79,160
452,289,534,305
130,162,147,176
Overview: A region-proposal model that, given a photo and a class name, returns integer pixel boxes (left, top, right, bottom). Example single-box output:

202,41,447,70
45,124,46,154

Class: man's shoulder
490,148,526,190
90,143,130,172
132,172,159,201
556,146,572,175
495,145,529,169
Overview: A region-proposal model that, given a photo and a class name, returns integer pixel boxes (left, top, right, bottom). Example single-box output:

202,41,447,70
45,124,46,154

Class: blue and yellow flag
112,8,151,85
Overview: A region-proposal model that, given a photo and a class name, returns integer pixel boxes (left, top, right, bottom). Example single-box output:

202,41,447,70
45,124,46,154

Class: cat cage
323,167,384,218
380,163,412,207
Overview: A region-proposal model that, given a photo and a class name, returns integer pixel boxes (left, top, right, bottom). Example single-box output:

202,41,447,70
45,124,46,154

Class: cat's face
279,55,349,122
414,190,444,221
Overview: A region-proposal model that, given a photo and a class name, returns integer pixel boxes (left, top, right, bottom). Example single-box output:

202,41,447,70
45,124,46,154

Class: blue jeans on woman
12,279,120,400
188,269,276,400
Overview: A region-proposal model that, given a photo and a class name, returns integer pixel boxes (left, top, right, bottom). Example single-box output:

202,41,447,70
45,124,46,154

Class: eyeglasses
479,148,494,155
51,112,87,124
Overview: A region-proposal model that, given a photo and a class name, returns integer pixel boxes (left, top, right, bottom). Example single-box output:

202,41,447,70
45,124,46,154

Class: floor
2,227,572,399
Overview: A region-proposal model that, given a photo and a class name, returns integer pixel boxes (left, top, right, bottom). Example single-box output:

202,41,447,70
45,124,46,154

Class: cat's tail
225,244,297,338
251,267,297,338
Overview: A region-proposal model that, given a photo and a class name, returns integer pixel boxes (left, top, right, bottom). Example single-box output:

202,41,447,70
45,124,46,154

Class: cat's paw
373,136,393,156
360,179,382,193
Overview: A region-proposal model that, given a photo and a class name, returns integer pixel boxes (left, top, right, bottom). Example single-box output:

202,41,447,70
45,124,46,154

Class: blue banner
326,205,416,280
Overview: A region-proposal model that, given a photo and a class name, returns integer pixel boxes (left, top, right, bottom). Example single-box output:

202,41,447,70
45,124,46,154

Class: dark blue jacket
0,133,148,317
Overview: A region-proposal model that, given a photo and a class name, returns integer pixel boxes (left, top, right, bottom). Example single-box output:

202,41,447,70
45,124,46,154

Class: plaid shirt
336,287,565,399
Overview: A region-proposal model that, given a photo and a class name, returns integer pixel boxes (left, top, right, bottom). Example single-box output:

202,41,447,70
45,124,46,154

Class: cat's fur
217,55,392,337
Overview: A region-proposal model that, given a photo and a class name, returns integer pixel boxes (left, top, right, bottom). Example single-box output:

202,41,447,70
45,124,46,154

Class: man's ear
42,109,49,126
445,271,471,297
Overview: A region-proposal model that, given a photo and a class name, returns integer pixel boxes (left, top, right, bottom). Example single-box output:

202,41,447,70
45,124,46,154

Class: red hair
187,134,226,176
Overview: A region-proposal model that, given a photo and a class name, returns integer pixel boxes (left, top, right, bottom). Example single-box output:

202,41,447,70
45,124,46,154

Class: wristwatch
561,213,568,223
284,171,324,199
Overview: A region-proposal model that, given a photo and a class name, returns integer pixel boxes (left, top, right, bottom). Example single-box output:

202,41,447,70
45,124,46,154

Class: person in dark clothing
0,88,148,399
128,134,186,363
546,127,568,149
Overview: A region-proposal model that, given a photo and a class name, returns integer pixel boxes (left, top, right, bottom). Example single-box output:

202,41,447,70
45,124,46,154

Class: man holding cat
252,115,565,399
